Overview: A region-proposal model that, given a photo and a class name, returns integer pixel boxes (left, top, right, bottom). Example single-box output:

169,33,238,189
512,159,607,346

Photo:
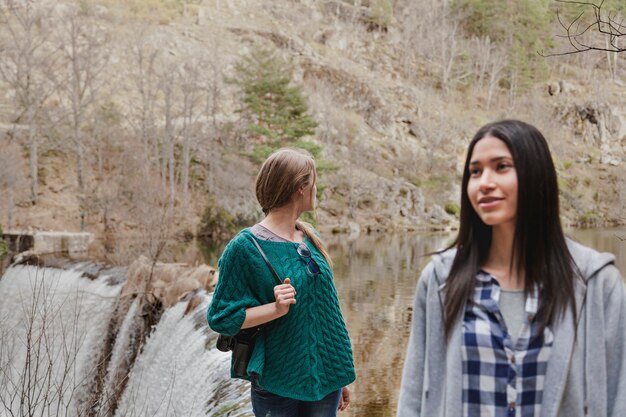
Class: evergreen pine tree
232,48,317,143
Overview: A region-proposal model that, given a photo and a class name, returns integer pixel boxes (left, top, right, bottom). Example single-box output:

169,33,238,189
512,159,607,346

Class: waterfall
0,261,252,417
114,297,251,417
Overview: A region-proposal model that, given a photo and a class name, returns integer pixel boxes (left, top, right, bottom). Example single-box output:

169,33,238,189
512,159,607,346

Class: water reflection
326,232,455,417
567,228,626,273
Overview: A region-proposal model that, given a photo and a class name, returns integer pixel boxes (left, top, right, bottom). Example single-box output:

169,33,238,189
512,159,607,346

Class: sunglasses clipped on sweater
295,242,321,277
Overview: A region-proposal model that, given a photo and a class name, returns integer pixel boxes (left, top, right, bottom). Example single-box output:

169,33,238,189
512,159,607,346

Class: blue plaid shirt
462,271,553,417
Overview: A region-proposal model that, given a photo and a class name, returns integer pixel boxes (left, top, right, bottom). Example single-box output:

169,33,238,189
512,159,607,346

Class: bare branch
542,0,626,56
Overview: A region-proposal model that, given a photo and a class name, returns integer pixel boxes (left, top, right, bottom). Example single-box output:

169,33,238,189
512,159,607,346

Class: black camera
231,338,253,377
215,327,262,378
216,334,235,352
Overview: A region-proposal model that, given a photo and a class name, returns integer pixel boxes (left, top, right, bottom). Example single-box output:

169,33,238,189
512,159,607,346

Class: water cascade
0,258,251,417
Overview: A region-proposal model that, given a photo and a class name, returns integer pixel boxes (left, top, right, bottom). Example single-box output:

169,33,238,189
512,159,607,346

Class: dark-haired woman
208,148,355,417
397,120,626,417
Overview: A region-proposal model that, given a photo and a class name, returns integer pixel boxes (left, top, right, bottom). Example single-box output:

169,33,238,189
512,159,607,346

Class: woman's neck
484,223,524,289
259,206,303,242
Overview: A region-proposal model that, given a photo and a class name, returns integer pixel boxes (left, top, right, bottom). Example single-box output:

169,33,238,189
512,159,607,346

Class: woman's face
467,135,518,229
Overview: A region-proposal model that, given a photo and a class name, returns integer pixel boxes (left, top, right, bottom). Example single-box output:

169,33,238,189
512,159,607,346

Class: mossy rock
197,197,237,239
577,210,602,228
444,202,460,217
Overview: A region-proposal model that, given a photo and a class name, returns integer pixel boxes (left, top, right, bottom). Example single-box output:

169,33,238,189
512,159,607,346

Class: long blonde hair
255,148,333,267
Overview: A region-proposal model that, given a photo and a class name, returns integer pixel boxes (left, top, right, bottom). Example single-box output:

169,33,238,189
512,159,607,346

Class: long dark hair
443,120,576,339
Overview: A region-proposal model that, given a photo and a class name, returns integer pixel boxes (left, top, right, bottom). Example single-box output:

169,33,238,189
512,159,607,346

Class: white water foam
0,264,251,417
0,264,121,416
114,294,252,417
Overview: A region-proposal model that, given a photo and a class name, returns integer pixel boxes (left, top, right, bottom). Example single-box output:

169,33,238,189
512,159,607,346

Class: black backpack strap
250,237,283,285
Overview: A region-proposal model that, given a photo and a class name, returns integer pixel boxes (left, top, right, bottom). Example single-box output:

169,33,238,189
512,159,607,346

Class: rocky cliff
0,0,623,263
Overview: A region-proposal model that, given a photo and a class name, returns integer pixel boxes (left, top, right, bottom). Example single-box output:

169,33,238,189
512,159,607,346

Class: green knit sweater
207,228,356,401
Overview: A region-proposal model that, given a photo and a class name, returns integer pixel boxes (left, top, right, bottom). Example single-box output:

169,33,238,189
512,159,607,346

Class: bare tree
0,0,60,205
126,30,210,215
153,53,206,213
439,12,465,93
0,138,27,229
547,0,626,56
83,100,125,253
179,57,210,211
126,28,161,180
206,48,223,142
199,33,224,197
470,36,506,109
400,0,471,92
159,65,179,212
55,3,110,216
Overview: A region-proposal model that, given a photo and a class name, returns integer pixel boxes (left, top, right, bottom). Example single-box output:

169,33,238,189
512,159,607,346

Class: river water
0,228,623,416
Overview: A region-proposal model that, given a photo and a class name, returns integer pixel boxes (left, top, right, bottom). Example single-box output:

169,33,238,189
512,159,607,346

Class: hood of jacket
430,238,615,284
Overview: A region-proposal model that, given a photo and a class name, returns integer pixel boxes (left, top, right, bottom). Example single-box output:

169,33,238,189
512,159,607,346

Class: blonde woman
208,148,355,417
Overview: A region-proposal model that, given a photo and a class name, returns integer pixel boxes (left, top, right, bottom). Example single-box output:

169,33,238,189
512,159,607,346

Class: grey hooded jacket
397,240,626,417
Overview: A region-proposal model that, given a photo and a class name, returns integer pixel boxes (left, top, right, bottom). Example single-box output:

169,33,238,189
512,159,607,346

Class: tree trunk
487,74,496,110
29,130,38,205
168,141,175,211
508,69,517,108
7,185,14,230
141,115,150,179
97,139,103,180
616,37,620,78
27,102,38,205
78,141,84,197
181,140,190,210
164,86,176,210
606,38,616,81
204,160,213,194
156,134,165,189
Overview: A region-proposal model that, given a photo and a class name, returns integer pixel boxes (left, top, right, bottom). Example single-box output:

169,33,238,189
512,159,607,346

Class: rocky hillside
0,0,624,263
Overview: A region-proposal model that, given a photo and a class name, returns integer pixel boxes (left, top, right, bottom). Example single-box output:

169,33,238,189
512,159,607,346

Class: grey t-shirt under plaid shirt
499,289,526,345
462,271,553,417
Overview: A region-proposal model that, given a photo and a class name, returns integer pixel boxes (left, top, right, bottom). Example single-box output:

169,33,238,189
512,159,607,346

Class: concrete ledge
3,231,94,257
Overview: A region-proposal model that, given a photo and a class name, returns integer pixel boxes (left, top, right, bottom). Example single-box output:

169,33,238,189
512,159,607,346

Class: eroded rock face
557,102,625,166
123,256,218,309
319,170,431,232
